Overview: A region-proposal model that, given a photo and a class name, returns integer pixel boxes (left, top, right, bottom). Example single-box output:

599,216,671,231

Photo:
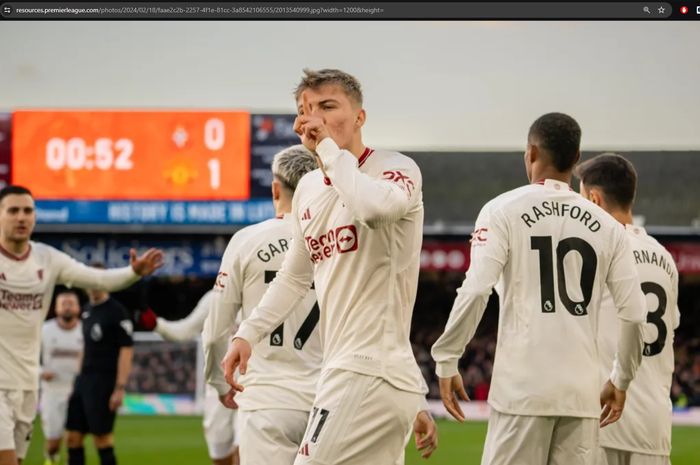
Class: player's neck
0,236,30,257
347,138,366,160
531,167,571,185
274,198,292,218
611,210,634,226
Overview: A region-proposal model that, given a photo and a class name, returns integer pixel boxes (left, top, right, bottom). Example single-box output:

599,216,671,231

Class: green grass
24,416,700,465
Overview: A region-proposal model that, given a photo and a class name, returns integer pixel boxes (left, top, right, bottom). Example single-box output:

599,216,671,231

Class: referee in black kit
65,266,134,465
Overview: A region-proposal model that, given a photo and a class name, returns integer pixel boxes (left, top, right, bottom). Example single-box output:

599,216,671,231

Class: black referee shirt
79,297,134,375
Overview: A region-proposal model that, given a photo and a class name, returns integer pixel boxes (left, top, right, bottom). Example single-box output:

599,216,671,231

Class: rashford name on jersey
520,201,602,232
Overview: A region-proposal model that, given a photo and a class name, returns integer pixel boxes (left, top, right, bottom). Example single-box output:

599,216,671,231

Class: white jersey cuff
435,360,459,379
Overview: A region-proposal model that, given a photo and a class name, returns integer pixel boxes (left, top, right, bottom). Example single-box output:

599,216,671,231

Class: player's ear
271,180,281,202
588,188,603,206
355,109,366,129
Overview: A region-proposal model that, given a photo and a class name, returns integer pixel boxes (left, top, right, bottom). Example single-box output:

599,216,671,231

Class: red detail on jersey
0,273,5,281
358,147,375,167
470,228,488,244
37,269,44,281
298,443,310,456
305,224,359,264
0,244,32,261
383,170,415,196
214,272,228,289
323,176,332,186
301,208,312,221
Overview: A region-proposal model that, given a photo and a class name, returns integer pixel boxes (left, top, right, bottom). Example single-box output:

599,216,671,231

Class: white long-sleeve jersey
0,241,140,391
432,179,646,418
203,216,321,412
40,319,83,393
156,290,214,342
599,225,679,455
235,138,428,396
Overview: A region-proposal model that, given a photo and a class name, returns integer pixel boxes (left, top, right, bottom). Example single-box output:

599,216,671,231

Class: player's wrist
114,384,127,391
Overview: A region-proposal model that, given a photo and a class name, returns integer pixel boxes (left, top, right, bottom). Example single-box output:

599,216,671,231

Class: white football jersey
40,319,83,392
203,215,322,412
156,290,214,342
598,225,679,455
235,138,428,396
432,179,647,418
0,241,139,391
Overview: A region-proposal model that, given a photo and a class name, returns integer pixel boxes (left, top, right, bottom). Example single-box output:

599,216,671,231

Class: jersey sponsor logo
0,289,43,311
383,170,415,196
301,208,312,221
305,224,359,264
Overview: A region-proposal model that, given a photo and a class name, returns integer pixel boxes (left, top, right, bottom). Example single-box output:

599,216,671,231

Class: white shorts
293,369,422,465
40,389,72,440
0,389,37,459
203,384,237,460
238,408,309,465
598,447,671,465
481,410,598,465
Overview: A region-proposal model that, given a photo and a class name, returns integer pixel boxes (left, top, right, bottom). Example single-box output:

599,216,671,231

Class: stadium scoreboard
13,110,250,200
6,111,299,226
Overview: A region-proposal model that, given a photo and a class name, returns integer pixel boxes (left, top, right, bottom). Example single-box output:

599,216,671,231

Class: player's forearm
316,138,413,227
115,346,134,389
203,339,230,396
610,320,644,390
65,265,140,292
155,316,203,342
431,284,490,378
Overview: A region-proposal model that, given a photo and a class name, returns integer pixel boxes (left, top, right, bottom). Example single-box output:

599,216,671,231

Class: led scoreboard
13,110,250,200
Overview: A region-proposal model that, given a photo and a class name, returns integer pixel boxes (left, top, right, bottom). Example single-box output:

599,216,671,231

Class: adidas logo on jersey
301,208,312,221
305,225,359,264
298,443,310,456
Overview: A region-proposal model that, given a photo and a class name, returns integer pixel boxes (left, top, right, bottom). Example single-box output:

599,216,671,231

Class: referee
65,275,134,465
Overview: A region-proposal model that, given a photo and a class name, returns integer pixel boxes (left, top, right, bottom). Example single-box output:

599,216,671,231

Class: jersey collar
0,243,32,261
534,178,573,191
625,224,647,236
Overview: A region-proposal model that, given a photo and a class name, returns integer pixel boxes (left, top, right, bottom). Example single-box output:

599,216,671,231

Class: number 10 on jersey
530,236,598,316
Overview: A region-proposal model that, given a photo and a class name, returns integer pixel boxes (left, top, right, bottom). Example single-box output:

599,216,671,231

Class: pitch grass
25,416,700,464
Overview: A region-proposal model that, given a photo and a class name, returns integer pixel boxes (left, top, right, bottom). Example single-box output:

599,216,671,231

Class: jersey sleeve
116,304,134,348
606,231,647,323
202,235,246,396
234,195,315,347
52,247,140,292
156,291,213,342
431,201,509,378
606,230,646,390
316,138,422,229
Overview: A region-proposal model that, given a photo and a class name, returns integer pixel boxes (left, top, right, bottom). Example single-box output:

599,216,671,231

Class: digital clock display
12,110,251,200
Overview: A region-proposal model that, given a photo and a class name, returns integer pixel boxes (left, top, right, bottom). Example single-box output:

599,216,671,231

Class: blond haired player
137,291,240,465
432,113,646,465
0,185,163,465
576,153,679,465
203,145,322,465
221,69,438,465
40,289,83,465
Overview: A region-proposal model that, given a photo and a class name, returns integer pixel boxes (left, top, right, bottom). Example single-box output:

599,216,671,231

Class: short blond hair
293,68,363,106
271,145,317,192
